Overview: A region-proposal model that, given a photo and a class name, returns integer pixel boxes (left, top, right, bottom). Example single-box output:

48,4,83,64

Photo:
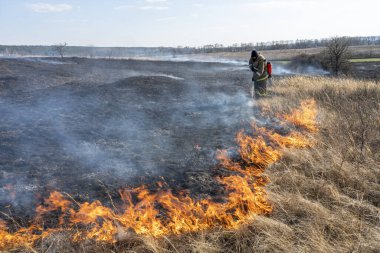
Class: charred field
0,57,380,252
0,57,254,211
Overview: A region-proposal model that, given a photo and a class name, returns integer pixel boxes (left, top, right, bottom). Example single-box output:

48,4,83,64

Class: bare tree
323,37,351,76
53,42,68,59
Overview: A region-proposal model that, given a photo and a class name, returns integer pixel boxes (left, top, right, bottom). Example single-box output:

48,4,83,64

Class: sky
0,0,379,47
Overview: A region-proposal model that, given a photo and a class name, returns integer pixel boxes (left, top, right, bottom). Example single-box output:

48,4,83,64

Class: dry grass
10,76,380,253
199,45,380,61
199,48,324,61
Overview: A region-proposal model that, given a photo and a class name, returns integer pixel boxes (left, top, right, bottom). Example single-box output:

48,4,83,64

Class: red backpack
267,62,272,78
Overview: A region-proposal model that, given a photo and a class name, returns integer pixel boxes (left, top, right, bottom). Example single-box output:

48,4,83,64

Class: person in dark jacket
249,50,269,98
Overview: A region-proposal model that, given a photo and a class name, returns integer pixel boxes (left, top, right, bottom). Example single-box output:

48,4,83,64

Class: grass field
350,58,380,62
276,58,380,64
198,45,380,61
6,76,379,252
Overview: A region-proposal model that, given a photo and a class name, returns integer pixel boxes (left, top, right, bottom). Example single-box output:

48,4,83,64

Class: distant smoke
125,55,328,76
125,55,246,65
271,63,328,75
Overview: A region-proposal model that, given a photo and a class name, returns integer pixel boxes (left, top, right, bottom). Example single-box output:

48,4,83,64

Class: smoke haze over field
0,53,340,220
0,58,263,215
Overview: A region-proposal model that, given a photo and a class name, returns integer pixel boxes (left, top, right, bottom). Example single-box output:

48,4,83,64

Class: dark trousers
253,79,267,97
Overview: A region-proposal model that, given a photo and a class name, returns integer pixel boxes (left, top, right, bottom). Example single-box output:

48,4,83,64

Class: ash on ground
0,57,266,216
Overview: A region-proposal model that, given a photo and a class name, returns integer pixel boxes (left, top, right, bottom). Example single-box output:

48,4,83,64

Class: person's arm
249,58,255,72
256,59,265,76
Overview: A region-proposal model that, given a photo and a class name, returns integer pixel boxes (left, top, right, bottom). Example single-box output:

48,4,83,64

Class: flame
0,220,40,250
281,99,318,133
0,99,318,250
251,123,314,149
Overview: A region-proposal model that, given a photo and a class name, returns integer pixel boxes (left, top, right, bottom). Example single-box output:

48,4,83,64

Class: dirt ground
0,57,261,216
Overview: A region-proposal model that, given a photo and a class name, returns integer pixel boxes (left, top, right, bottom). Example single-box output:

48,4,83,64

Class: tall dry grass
197,45,380,61
257,76,380,252
11,76,380,253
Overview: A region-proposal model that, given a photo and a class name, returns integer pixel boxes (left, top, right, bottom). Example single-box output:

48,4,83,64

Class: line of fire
0,99,318,250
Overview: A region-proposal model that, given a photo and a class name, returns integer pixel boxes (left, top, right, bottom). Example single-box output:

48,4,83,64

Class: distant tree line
0,36,379,58
194,36,380,53
0,45,186,58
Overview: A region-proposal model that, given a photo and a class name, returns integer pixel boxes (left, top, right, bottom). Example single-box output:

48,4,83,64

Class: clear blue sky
0,0,379,47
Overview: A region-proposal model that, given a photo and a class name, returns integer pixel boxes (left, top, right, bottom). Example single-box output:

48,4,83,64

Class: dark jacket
249,54,268,82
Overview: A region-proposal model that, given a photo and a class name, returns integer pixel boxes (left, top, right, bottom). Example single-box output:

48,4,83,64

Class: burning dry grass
1,76,380,252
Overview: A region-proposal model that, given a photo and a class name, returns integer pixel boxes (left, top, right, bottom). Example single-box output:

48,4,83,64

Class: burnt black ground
0,57,258,216
351,61,380,80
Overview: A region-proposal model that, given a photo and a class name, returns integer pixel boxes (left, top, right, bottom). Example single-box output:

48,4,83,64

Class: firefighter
249,50,269,98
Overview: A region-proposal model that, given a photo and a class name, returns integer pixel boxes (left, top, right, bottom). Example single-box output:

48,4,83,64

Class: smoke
276,62,328,75
127,55,328,76
0,172,39,211
0,58,263,216
23,58,72,65
130,54,247,65
0,54,327,216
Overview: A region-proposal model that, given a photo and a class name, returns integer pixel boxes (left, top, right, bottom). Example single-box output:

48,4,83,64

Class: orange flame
0,99,318,250
251,123,314,149
282,99,318,133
